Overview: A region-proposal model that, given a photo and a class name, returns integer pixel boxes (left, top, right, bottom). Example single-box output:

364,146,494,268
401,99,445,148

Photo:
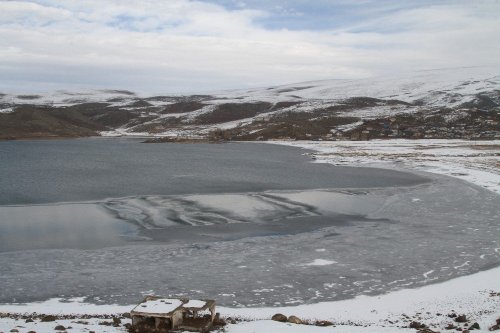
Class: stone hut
130,296,216,332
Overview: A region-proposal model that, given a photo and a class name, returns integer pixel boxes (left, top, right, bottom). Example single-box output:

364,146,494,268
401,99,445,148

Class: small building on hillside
130,296,216,332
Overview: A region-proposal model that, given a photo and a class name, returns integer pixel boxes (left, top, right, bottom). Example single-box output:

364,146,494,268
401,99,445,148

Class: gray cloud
0,0,499,93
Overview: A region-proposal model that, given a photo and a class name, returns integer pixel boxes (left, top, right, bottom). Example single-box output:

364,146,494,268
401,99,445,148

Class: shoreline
267,139,500,195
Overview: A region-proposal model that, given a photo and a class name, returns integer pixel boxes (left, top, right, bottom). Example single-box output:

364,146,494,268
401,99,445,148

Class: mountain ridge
1,67,499,141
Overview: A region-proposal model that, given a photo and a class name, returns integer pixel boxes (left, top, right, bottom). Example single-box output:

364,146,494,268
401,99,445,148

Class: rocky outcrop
271,313,287,322
287,315,302,324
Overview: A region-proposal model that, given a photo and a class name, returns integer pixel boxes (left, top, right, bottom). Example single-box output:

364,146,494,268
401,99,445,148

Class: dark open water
0,137,424,205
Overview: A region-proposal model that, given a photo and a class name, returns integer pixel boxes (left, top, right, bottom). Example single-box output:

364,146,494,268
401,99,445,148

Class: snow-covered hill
215,66,500,104
2,66,498,107
1,66,499,140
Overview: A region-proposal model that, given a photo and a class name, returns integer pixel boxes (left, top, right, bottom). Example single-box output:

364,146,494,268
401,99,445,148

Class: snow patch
303,259,337,266
270,139,500,195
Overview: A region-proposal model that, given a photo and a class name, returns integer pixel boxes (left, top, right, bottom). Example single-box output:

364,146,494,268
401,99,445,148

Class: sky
0,0,499,93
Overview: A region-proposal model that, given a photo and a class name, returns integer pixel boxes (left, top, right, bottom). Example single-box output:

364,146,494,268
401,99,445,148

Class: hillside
1,67,499,140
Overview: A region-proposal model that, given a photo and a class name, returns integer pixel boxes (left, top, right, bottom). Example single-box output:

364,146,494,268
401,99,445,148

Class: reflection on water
0,204,138,252
275,190,385,216
102,190,385,228
102,192,321,228
0,190,387,252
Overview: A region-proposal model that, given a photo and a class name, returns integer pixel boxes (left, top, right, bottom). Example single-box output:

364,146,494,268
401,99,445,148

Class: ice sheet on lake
1,172,498,307
101,192,325,228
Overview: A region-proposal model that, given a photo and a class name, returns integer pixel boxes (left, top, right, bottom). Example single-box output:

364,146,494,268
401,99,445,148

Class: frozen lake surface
0,138,498,306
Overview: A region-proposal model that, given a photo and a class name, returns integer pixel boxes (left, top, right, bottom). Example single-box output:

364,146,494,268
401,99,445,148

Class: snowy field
271,139,500,195
1,139,499,332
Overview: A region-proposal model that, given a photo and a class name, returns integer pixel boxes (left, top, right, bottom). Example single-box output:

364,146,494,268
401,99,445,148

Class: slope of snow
211,66,500,106
0,107,14,113
0,90,141,108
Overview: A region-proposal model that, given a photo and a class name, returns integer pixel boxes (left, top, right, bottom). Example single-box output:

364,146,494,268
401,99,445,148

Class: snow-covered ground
271,139,500,195
1,139,499,332
207,66,500,106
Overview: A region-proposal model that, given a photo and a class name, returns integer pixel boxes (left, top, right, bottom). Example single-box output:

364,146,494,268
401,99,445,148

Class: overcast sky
1,0,499,93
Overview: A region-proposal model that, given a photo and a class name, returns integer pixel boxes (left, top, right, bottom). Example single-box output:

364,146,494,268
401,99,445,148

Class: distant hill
1,67,499,140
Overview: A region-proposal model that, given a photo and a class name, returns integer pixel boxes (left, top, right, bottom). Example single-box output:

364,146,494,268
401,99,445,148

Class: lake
0,138,498,307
